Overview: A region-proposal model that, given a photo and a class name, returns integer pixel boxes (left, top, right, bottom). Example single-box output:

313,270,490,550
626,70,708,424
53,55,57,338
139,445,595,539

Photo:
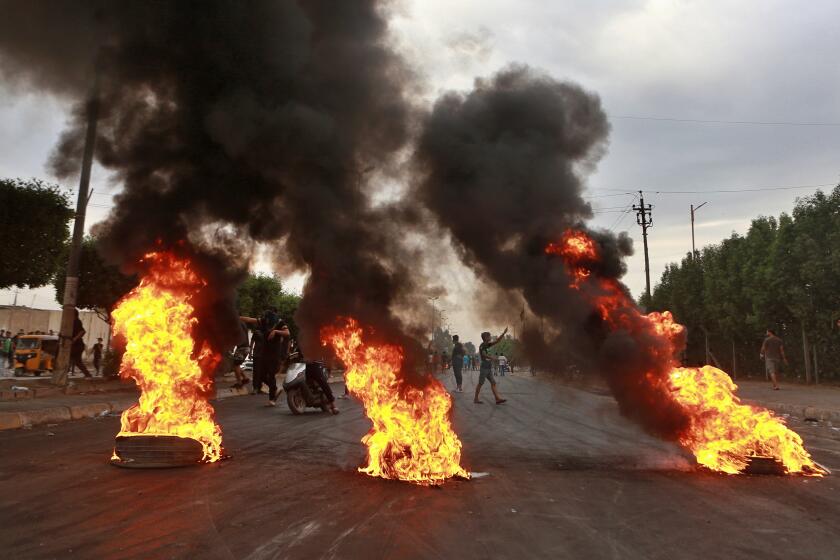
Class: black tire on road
287,388,306,415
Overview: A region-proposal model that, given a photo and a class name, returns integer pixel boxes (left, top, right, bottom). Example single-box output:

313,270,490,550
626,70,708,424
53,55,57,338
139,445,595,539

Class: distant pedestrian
69,311,92,377
451,335,465,393
0,330,8,364
9,331,23,368
498,354,508,376
91,338,104,375
475,328,508,405
760,328,787,390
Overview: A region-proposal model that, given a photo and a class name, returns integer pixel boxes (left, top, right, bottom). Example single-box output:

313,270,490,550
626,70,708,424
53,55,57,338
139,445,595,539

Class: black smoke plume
413,65,690,440
0,1,429,367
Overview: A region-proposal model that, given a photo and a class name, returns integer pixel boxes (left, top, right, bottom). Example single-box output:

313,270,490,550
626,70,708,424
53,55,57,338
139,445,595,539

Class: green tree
236,273,301,337
53,236,137,322
489,335,523,364
649,184,840,380
0,178,73,288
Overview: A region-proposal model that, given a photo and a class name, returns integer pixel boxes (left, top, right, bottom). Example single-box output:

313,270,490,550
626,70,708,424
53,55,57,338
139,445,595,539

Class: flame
111,251,222,462
322,319,468,485
549,229,822,475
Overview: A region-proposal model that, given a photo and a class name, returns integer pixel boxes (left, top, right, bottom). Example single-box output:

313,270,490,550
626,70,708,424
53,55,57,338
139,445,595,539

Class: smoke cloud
412,65,691,440
0,0,430,366
413,64,614,346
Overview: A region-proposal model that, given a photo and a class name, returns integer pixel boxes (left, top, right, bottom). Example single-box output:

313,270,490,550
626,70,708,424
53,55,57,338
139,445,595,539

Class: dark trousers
252,355,263,392
306,366,334,403
71,351,91,377
93,357,102,374
452,363,463,387
254,358,279,400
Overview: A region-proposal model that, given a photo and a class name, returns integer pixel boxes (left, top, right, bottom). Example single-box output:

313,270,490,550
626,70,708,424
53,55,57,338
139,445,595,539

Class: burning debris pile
110,252,222,464
549,229,823,475
323,319,468,485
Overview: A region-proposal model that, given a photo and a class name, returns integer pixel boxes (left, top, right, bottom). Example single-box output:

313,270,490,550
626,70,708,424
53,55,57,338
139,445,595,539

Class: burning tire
287,387,305,414
110,435,205,468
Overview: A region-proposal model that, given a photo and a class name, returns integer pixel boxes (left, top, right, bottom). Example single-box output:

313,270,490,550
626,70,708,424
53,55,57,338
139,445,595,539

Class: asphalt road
2,373,840,560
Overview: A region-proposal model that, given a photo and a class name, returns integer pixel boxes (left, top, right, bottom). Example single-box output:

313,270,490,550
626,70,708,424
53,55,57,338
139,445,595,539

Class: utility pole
690,202,708,258
53,78,100,386
633,191,653,301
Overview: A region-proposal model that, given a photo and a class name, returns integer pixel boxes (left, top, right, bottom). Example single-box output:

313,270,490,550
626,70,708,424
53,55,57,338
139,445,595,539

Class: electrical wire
610,115,840,127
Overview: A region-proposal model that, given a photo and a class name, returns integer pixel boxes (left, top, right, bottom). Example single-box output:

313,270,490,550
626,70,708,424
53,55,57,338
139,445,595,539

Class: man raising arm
475,327,508,405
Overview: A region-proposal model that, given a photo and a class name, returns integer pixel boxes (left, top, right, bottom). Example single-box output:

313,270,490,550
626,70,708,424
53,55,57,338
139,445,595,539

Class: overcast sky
2,0,839,341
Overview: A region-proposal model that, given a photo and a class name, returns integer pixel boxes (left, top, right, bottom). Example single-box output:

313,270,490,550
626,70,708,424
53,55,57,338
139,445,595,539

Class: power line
588,181,836,196
608,205,635,232
607,193,639,232
649,183,836,195
610,115,840,127
583,191,636,199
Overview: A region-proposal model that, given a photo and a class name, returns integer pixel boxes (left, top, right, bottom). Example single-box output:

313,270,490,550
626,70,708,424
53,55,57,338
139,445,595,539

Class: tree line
643,185,840,382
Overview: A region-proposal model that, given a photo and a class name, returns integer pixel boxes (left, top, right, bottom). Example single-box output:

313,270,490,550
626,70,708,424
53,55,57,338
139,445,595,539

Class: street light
690,201,708,258
427,296,439,343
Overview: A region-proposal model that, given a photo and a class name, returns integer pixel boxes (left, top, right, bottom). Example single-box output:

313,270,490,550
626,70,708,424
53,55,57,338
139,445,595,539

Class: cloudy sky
1,0,839,340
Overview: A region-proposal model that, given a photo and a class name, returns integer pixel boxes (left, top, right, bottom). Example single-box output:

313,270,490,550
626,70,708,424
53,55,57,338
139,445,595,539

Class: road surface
2,373,839,559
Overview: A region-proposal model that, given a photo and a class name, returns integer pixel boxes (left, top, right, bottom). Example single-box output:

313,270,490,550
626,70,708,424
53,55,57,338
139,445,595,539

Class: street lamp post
690,201,708,258
427,296,439,344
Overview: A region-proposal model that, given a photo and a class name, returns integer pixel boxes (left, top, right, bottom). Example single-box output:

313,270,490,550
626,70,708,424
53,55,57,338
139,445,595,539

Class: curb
0,402,114,431
753,400,840,424
0,376,347,431
0,382,260,431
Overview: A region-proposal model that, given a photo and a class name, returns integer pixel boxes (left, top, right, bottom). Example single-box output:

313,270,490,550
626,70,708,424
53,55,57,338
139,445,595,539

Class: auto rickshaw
14,335,59,376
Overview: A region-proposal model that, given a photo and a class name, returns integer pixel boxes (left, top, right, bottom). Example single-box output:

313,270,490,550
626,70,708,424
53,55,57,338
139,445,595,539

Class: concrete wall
0,306,111,348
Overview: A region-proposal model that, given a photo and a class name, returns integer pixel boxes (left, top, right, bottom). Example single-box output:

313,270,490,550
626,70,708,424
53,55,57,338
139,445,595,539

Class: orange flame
322,319,468,485
551,229,822,475
111,252,222,462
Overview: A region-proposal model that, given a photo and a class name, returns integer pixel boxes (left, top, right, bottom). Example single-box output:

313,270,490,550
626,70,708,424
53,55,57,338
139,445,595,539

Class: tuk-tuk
14,335,59,376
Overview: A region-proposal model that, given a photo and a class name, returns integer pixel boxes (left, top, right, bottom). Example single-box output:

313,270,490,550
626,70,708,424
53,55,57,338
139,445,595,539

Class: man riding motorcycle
291,345,338,415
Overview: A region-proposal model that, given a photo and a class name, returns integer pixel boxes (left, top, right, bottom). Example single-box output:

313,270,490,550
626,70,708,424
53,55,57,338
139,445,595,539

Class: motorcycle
282,359,334,414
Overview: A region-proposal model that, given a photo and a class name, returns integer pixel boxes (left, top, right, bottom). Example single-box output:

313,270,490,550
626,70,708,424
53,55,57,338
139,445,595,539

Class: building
0,305,111,348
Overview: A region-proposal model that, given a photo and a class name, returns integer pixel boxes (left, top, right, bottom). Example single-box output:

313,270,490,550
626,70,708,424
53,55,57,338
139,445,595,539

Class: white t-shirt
498,355,508,367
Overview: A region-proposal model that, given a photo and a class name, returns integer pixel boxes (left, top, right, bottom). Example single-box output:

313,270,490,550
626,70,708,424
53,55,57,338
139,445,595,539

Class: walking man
91,338,104,375
760,328,787,390
451,334,465,393
70,310,91,378
475,328,508,405
241,309,290,406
